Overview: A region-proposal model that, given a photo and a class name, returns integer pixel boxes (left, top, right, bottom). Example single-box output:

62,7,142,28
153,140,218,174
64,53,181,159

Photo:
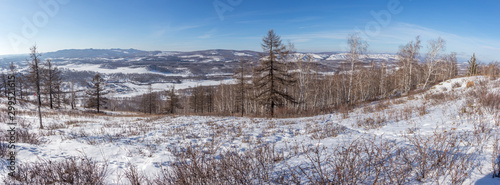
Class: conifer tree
28,45,44,129
254,29,296,117
467,53,479,76
166,85,180,114
86,74,109,113
42,59,62,109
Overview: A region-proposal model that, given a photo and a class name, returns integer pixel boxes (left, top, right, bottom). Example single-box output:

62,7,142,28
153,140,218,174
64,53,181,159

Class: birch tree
346,33,368,104
423,37,446,88
397,36,421,93
234,58,248,116
295,54,314,112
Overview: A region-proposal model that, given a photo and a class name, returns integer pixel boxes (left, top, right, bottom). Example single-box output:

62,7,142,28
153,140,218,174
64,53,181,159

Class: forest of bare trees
178,31,475,117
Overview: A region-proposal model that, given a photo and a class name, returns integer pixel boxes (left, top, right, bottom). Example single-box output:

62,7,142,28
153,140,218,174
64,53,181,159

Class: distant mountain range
0,48,403,78
1,48,470,78
0,48,467,97
1,48,399,63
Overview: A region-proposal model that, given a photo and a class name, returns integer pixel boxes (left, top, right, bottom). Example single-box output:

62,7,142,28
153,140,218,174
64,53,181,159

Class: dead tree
28,45,44,129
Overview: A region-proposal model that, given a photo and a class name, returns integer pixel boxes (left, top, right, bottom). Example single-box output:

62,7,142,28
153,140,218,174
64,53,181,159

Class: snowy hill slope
0,76,499,184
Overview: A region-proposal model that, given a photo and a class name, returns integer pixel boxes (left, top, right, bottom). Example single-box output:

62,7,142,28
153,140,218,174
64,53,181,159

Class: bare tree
142,83,158,114
397,36,421,93
166,85,180,114
295,54,315,112
8,62,25,101
28,45,44,129
423,37,446,88
346,33,368,104
234,58,248,116
485,62,499,80
86,74,108,113
42,59,62,109
70,81,76,109
254,29,296,117
445,52,458,80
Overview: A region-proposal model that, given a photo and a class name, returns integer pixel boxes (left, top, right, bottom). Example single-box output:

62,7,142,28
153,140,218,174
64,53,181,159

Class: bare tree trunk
423,37,446,88
347,33,368,104
29,45,44,129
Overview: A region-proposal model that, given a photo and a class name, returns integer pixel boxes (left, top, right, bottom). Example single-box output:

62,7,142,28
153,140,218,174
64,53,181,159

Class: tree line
171,31,498,117
1,31,500,122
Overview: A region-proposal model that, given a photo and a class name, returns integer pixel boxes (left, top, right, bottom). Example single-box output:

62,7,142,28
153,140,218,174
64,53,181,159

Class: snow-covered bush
6,156,109,184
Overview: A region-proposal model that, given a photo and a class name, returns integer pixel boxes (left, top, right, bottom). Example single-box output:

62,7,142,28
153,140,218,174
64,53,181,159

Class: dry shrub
47,123,67,130
418,104,427,116
362,105,374,113
466,81,474,88
424,92,446,105
467,82,500,112
309,123,347,140
0,142,8,158
16,129,44,145
479,92,500,112
452,82,462,88
392,98,407,105
495,112,500,127
375,101,389,111
161,143,286,184
124,164,146,185
339,105,350,119
405,131,477,183
292,137,412,184
401,105,414,120
357,114,387,129
6,156,109,184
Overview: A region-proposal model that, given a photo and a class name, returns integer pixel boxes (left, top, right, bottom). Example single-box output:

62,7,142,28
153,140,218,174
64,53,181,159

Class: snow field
0,76,499,184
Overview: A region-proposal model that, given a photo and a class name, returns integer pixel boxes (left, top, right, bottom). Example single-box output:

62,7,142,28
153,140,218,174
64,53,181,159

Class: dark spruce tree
86,74,109,113
254,29,296,117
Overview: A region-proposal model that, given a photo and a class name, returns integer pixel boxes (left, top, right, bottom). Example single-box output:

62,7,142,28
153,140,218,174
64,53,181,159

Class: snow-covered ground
0,76,499,184
108,79,235,98
59,63,193,77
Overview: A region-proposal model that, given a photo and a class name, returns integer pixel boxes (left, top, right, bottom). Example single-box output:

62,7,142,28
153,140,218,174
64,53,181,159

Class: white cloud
198,28,217,39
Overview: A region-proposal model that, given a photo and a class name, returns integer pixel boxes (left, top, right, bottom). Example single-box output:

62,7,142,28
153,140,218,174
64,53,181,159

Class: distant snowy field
0,76,499,184
57,63,236,98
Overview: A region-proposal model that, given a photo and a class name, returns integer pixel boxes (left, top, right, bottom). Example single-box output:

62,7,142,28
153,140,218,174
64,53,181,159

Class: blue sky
1,0,499,62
